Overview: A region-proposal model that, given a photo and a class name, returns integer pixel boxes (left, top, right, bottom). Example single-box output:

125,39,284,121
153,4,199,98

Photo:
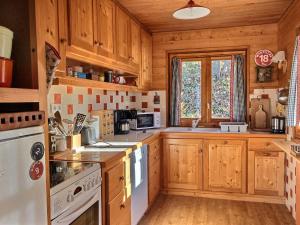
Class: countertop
272,139,300,163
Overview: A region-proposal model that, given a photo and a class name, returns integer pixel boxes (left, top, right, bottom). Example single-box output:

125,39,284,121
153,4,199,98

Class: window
171,51,246,127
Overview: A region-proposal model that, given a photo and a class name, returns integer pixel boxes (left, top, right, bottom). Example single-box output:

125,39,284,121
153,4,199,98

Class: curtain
231,55,246,122
287,36,300,127
170,57,181,126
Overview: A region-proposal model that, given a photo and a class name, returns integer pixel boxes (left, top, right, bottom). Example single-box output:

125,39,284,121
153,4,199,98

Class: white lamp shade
173,6,210,20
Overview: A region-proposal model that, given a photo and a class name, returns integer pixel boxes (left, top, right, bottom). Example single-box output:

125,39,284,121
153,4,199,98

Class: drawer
248,138,283,151
106,162,125,202
108,190,131,225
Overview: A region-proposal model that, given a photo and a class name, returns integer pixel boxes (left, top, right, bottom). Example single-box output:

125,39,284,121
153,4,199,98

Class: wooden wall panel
152,24,279,91
278,0,300,87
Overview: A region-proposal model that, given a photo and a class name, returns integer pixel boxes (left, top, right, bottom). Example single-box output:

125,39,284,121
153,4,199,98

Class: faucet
192,119,201,128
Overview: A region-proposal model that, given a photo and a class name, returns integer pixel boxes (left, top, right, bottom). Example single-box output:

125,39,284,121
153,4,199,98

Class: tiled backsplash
48,85,167,127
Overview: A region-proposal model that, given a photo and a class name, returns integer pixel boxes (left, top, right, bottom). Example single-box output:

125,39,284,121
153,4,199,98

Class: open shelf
0,88,40,103
53,76,140,92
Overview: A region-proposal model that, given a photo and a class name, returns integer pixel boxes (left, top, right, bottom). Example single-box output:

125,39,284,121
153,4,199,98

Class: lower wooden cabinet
248,150,285,196
148,138,161,205
203,139,247,193
163,139,202,190
108,189,131,225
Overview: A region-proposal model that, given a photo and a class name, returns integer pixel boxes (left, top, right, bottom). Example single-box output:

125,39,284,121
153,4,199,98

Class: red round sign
29,161,44,180
255,50,274,67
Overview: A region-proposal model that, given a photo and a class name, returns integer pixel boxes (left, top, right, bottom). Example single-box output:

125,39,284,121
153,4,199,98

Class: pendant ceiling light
173,0,210,20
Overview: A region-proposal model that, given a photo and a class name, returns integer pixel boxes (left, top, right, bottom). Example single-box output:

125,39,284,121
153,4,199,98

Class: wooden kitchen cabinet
248,150,285,196
139,29,152,90
129,19,141,69
93,0,115,58
43,0,59,49
148,138,161,205
69,0,95,52
203,139,247,193
163,139,202,190
108,189,131,225
116,6,131,64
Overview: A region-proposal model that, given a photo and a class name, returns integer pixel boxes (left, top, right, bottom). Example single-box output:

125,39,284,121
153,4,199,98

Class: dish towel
287,36,300,127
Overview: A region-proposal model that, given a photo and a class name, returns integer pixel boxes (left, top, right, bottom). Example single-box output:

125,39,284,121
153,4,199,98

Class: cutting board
250,98,271,130
255,105,267,129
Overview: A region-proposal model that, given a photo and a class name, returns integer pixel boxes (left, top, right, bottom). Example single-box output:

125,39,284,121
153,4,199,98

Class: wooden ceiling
117,0,294,32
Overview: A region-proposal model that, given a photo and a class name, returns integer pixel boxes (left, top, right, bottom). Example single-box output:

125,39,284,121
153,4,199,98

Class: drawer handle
120,203,125,209
119,176,125,181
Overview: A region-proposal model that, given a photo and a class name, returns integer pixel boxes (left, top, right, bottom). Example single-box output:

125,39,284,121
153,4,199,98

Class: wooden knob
120,203,125,209
46,28,50,33
119,176,124,181
60,38,67,43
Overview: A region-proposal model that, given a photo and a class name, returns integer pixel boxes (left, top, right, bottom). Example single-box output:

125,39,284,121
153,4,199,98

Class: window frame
169,50,247,128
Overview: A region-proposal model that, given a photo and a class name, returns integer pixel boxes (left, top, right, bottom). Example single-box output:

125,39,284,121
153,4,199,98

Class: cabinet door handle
119,176,125,181
60,38,67,44
120,203,125,209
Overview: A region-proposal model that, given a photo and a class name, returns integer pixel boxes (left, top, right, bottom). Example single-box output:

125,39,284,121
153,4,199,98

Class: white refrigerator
0,126,48,225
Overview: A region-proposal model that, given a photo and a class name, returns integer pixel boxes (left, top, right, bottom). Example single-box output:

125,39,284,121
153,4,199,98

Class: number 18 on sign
255,50,274,67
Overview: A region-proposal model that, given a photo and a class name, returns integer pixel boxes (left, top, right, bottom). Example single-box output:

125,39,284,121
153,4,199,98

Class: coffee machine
114,110,137,134
271,116,286,134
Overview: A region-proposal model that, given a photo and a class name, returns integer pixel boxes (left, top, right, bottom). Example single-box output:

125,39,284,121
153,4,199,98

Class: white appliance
130,112,161,130
0,126,48,225
50,164,101,225
131,144,148,225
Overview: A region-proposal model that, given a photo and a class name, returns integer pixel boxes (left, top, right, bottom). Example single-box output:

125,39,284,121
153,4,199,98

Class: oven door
137,113,154,129
52,188,101,225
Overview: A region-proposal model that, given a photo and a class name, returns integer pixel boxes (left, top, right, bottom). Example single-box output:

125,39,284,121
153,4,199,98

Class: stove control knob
67,193,74,202
83,184,87,191
92,179,95,187
87,181,91,190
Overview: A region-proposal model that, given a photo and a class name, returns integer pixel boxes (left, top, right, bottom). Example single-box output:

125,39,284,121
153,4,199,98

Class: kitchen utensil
255,105,267,129
278,88,289,105
45,42,61,91
250,98,271,130
0,57,13,87
73,113,86,134
271,116,285,134
54,111,67,136
81,126,97,145
0,26,13,59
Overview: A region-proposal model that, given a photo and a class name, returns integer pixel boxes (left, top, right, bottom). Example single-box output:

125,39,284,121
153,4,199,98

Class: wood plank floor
139,195,295,225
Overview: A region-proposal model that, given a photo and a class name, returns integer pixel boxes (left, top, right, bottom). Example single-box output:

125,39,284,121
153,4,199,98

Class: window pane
211,59,232,119
180,61,201,119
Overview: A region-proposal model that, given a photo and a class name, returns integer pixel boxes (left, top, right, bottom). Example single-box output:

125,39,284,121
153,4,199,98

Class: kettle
81,126,97,145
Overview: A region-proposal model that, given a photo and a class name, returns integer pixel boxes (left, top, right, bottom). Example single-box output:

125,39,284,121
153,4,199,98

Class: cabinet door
69,0,94,51
129,19,141,68
116,6,130,63
148,139,161,205
108,190,131,225
44,0,59,49
140,29,152,90
203,140,246,193
248,151,285,196
163,139,202,190
94,0,115,58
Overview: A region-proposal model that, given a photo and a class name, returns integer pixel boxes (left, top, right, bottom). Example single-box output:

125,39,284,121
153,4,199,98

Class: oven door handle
54,188,100,224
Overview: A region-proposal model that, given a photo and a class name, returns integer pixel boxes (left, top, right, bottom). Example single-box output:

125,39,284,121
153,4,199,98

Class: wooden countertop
272,139,300,163
50,150,126,168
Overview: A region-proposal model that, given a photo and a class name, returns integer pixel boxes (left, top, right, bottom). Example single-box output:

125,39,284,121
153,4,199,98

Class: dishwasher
130,144,148,225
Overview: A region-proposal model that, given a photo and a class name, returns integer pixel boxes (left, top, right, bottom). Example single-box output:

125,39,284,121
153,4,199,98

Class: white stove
50,163,102,225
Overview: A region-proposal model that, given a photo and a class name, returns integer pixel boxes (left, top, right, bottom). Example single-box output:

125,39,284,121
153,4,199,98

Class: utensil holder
67,134,81,150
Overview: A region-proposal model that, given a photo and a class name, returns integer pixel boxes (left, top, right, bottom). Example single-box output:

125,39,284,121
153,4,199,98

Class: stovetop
50,161,95,188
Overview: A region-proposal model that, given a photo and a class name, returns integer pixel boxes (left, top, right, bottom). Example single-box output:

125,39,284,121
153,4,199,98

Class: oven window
137,114,154,128
70,202,99,225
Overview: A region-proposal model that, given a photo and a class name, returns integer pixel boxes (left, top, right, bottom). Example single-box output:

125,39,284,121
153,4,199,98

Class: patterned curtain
170,57,181,126
231,55,246,122
287,36,300,127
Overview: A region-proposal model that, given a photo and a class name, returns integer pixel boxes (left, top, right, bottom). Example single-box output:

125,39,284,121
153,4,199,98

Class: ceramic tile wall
48,85,167,127
285,155,297,219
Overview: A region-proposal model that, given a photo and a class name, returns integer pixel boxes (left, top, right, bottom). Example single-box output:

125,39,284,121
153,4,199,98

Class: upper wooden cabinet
163,139,202,190
93,0,115,58
140,29,152,90
203,139,247,193
69,0,95,52
44,0,59,49
115,6,131,64
129,19,141,68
